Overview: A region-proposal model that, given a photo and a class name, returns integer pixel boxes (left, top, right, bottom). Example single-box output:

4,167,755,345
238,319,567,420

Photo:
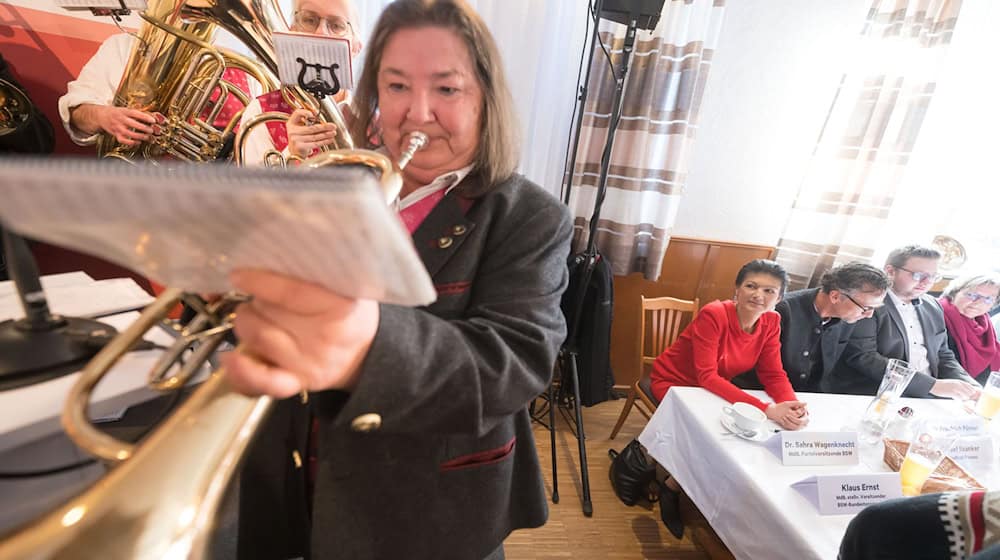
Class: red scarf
939,296,1000,377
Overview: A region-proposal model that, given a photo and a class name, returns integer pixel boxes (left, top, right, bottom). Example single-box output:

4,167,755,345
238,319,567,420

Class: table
637,387,1000,560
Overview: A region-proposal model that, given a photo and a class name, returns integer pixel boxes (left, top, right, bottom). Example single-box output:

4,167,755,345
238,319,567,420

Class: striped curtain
565,0,726,280
774,0,964,290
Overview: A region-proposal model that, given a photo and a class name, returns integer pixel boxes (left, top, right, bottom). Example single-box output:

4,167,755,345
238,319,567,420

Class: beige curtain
565,0,726,280
774,0,963,290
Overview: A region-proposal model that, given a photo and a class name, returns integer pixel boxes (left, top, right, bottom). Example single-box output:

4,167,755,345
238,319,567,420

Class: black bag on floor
608,438,655,506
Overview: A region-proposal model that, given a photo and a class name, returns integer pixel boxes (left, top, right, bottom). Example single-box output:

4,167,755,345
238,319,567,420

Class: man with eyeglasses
828,245,981,399
771,263,890,393
238,0,363,165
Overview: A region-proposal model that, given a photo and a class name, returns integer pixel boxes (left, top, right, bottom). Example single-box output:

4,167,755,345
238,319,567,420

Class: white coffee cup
722,402,766,433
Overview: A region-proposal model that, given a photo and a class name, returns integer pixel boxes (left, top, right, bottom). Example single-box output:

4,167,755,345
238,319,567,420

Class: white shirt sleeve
58,34,136,146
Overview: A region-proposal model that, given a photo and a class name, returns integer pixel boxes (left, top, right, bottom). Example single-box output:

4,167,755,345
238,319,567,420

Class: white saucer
720,414,772,442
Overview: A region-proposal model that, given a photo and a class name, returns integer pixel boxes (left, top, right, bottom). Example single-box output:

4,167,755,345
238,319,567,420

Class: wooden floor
505,397,721,560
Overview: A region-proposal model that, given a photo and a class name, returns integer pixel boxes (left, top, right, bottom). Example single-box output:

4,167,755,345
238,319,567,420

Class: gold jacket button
451,224,467,236
438,236,454,249
351,413,382,432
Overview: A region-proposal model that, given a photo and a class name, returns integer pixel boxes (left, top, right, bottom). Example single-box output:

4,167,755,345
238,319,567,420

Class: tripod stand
540,0,664,517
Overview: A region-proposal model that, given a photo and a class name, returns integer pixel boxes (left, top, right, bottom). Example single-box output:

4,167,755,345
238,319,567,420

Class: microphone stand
0,229,116,391
541,1,645,518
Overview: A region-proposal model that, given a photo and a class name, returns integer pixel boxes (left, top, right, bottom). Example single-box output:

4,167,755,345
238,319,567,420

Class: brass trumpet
0,132,428,559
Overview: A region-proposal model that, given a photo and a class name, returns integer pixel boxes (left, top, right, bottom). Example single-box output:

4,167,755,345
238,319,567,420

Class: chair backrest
639,296,699,369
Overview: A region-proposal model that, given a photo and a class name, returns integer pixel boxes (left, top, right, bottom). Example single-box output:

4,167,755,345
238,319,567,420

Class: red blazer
650,299,797,411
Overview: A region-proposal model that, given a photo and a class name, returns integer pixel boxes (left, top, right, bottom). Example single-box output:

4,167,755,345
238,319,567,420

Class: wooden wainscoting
610,237,775,390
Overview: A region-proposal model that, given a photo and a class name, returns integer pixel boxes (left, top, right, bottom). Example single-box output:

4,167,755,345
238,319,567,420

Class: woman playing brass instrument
228,1,571,558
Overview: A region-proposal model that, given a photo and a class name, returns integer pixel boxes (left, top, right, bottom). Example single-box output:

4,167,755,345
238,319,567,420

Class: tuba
99,0,352,162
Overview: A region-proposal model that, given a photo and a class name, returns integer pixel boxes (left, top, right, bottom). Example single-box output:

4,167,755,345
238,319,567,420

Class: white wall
673,0,866,244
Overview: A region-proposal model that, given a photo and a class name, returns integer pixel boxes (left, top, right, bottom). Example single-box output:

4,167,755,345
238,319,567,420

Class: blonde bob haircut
349,0,520,192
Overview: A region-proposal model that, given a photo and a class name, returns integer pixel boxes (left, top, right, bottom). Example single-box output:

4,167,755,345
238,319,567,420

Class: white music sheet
273,31,354,92
0,159,435,307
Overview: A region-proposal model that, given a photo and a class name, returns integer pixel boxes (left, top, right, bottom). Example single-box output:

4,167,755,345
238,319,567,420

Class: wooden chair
609,295,699,439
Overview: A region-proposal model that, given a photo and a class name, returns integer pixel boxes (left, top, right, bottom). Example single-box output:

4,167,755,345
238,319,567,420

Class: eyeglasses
962,292,997,306
293,11,353,37
896,267,941,284
841,292,880,314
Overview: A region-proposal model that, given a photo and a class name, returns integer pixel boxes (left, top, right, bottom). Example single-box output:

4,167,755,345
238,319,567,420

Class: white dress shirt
58,34,134,146
888,289,931,375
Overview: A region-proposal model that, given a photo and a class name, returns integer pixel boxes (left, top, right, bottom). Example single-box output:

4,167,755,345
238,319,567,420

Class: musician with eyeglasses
828,245,981,398
937,274,1000,384
238,0,364,165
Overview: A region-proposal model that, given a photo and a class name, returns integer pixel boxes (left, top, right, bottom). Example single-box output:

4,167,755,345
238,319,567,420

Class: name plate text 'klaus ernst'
781,431,859,466
792,473,903,515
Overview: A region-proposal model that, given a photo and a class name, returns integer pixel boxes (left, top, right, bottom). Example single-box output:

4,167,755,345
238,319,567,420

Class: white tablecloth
637,387,999,560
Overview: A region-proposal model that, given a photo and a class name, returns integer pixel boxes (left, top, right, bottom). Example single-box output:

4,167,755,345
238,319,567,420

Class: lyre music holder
295,57,342,100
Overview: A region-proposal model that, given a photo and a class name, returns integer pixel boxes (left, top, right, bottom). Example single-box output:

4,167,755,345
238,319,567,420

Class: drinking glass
859,359,918,444
899,419,958,496
974,371,1000,420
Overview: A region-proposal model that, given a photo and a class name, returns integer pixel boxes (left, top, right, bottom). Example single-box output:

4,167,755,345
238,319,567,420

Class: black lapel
411,187,478,279
883,295,911,359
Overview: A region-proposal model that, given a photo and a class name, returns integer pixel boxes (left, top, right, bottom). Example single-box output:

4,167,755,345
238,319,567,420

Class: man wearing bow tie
827,245,981,398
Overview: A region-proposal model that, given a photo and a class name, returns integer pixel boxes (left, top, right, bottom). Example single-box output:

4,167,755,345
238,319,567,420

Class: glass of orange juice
899,420,957,496
974,371,1000,420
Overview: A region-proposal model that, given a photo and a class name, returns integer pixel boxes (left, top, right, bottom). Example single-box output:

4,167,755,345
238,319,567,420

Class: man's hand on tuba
70,103,162,146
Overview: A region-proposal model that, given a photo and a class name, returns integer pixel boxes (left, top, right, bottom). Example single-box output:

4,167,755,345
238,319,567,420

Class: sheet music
54,0,147,9
0,159,435,307
273,31,354,92
0,277,154,320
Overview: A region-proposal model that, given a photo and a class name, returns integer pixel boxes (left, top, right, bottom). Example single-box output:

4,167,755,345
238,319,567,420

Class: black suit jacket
775,288,856,392
827,293,975,396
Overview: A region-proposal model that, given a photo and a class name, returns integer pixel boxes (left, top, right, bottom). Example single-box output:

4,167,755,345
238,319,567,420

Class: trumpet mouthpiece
397,132,429,170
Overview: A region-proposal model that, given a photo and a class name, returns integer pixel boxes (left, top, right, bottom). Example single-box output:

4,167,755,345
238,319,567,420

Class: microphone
0,228,117,391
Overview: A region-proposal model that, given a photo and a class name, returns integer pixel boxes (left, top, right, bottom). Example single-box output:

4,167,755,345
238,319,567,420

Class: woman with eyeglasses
938,274,1000,384
237,0,364,165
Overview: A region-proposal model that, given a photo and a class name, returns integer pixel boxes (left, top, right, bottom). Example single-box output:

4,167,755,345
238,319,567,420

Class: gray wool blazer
826,293,975,397
238,172,572,560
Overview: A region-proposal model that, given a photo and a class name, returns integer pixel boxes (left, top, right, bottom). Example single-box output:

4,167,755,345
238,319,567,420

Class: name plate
792,473,903,515
780,431,859,466
950,435,995,471
935,417,988,438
